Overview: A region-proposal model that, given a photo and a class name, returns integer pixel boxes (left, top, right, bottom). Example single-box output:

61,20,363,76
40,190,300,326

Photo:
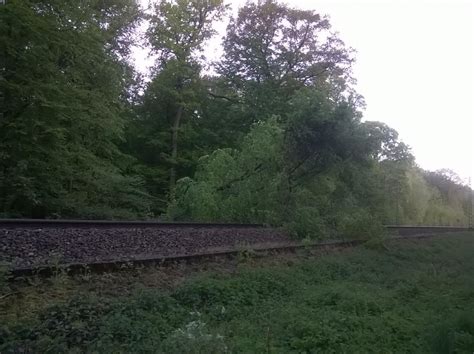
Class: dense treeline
0,0,150,218
0,0,471,234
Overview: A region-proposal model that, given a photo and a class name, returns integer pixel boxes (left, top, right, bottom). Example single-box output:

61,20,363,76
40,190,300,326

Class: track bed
0,226,291,269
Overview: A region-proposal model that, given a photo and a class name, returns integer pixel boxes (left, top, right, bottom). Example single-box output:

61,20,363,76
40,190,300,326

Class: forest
0,0,472,237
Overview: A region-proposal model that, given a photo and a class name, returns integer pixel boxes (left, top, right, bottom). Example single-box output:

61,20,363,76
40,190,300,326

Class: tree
144,0,227,200
170,86,385,236
363,121,414,163
0,0,150,218
283,89,370,189
219,0,355,120
168,117,286,223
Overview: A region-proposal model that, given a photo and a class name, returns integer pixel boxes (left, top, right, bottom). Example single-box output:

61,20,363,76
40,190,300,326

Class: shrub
427,311,474,353
161,314,228,354
338,211,385,240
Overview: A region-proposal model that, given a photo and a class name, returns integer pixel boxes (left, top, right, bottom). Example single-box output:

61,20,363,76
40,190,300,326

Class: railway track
0,219,471,277
0,218,265,229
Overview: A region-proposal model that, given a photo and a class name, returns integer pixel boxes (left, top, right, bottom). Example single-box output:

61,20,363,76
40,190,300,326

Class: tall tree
0,0,150,218
219,0,356,120
144,0,226,200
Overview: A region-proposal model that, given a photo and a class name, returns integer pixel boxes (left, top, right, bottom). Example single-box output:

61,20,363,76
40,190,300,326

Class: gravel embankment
0,227,292,268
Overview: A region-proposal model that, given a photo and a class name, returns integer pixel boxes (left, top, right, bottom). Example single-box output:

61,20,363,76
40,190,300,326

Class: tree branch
217,163,264,191
207,91,241,104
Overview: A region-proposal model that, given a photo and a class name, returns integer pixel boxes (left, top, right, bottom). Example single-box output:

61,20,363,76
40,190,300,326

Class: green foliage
0,263,11,296
0,0,151,218
169,89,397,238
2,233,474,352
338,210,386,240
1,0,470,226
427,310,474,353
127,0,228,205
161,315,228,354
220,0,355,119
380,166,471,226
148,0,227,62
168,117,285,223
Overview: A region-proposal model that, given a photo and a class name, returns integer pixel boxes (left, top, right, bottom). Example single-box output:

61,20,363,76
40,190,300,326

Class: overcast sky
134,0,474,182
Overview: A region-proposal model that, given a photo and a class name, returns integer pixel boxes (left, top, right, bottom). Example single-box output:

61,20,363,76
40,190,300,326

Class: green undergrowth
1,232,474,353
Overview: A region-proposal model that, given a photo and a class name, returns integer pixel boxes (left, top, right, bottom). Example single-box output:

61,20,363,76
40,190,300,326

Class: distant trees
419,169,471,225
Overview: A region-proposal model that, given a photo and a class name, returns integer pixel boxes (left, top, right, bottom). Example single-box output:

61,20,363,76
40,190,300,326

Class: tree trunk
169,104,183,200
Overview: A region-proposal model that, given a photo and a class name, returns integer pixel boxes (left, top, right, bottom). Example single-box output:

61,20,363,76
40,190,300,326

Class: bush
161,315,228,354
427,311,474,353
284,207,328,239
0,263,12,296
338,211,385,240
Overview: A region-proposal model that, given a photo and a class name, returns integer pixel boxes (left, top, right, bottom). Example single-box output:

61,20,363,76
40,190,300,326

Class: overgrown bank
1,232,473,352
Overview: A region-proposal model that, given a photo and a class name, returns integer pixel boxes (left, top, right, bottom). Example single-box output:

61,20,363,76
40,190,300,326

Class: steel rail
385,225,471,236
0,219,265,229
2,221,471,278
385,225,470,229
0,219,471,230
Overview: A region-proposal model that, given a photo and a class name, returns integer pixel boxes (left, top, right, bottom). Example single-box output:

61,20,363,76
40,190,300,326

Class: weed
0,263,12,297
237,248,256,263
1,232,473,352
78,265,92,282
161,312,228,353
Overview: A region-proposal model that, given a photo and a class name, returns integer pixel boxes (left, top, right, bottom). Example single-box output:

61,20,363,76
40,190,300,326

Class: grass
1,232,474,353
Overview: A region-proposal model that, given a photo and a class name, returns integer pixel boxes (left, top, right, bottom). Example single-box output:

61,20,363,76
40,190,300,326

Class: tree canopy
0,0,471,232
0,0,150,218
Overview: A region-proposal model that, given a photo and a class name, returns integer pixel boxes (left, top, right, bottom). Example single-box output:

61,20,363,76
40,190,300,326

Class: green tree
170,86,391,237
219,0,356,121
0,0,150,218
168,117,285,223
142,0,227,202
362,121,414,224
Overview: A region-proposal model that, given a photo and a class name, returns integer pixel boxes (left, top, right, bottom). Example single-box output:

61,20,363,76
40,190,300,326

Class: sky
133,0,474,183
